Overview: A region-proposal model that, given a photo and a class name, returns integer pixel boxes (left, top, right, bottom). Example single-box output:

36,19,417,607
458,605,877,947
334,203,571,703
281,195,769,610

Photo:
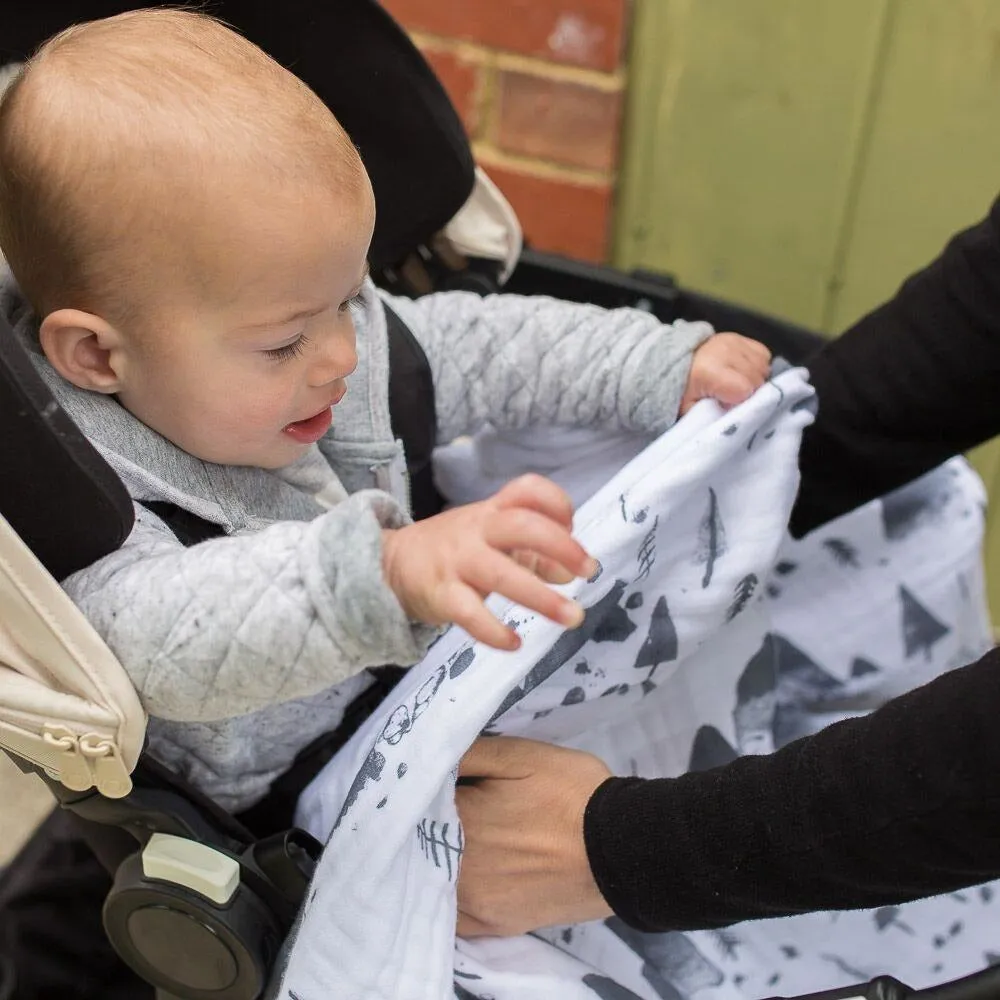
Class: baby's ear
38,309,126,393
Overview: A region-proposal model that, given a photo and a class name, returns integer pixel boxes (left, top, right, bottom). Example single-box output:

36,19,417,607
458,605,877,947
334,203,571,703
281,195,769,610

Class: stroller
0,3,998,999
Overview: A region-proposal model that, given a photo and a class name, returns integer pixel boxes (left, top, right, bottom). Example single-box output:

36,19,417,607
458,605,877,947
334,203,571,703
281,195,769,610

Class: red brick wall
382,0,633,263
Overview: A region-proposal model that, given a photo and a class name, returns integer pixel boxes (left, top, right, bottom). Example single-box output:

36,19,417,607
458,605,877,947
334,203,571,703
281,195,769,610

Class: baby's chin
167,434,308,471
253,445,312,471
229,443,311,471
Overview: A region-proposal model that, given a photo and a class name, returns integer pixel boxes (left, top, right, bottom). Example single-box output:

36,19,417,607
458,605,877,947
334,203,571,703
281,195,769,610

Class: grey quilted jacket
4,276,712,810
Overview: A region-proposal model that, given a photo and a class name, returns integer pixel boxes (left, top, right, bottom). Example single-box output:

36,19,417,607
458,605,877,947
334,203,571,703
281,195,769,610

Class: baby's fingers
740,348,773,383
735,336,772,363
493,474,575,529
512,550,576,585
706,368,759,408
486,507,595,579
445,583,522,651
730,339,772,380
469,554,584,630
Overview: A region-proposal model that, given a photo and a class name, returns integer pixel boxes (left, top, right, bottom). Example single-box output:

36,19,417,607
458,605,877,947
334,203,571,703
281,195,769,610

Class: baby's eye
262,334,309,362
338,292,364,314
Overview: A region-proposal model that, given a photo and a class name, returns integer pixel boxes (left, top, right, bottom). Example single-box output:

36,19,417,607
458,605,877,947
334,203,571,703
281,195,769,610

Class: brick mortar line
474,142,615,186
411,30,626,91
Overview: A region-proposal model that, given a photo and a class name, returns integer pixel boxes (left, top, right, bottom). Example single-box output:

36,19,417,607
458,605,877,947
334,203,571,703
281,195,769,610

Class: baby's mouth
283,406,333,444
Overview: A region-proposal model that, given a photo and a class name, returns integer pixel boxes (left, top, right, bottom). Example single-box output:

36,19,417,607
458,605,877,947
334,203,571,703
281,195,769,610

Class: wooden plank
615,0,889,329
825,0,1000,332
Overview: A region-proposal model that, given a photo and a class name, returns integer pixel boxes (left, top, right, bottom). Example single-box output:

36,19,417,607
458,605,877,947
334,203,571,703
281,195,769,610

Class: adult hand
455,736,614,937
679,332,772,415
382,475,598,650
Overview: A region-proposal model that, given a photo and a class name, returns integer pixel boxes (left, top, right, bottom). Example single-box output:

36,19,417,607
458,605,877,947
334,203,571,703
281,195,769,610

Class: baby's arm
383,290,768,442
62,492,437,723
65,479,595,721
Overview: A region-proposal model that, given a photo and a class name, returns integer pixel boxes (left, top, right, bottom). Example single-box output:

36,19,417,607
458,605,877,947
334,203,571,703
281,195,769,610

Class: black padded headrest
2,0,475,269
0,319,133,580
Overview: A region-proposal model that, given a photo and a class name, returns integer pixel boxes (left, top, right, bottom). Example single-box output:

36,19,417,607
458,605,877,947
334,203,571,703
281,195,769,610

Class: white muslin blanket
275,366,994,1000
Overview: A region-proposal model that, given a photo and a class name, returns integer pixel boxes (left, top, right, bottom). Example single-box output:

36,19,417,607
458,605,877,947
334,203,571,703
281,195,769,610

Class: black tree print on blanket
851,656,881,679
823,537,861,569
688,634,829,767
332,747,386,831
881,471,956,541
733,636,778,755
726,573,759,621
874,906,915,936
334,666,449,829
766,634,840,748
899,586,951,659
582,974,647,1000
448,647,476,679
688,724,739,773
605,918,722,999
633,596,678,685
416,818,463,881
636,516,659,581
695,488,727,588
487,580,636,723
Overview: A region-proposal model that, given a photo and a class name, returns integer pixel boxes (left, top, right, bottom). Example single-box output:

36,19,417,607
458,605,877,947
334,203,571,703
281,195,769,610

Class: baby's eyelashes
262,334,309,362
338,292,364,314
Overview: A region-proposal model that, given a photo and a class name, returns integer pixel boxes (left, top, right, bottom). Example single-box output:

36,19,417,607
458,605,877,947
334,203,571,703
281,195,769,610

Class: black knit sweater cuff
582,768,764,934
583,775,672,933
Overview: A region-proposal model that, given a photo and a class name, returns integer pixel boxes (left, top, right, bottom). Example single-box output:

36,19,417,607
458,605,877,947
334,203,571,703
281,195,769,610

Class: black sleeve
583,646,1000,933
790,198,1000,538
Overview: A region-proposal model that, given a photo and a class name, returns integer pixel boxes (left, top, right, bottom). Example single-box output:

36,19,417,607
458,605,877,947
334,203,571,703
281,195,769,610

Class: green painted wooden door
616,0,1000,622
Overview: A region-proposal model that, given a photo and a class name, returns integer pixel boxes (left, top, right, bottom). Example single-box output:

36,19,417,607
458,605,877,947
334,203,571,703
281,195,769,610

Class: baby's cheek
228,397,285,436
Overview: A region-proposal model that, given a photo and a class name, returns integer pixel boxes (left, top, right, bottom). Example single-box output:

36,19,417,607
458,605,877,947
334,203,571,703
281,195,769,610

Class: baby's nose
311,335,357,385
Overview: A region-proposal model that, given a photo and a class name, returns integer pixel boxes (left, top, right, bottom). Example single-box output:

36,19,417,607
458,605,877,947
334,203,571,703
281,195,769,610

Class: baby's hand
381,475,597,650
679,333,772,415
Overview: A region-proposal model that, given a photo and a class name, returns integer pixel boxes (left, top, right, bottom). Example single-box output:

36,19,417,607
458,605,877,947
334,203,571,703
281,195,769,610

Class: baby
0,9,771,812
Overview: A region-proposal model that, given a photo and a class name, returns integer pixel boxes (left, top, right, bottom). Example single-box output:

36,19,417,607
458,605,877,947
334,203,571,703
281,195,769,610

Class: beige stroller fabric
442,167,523,283
0,513,144,798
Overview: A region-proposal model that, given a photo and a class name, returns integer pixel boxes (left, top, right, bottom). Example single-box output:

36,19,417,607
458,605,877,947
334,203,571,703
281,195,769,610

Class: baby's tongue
284,407,332,444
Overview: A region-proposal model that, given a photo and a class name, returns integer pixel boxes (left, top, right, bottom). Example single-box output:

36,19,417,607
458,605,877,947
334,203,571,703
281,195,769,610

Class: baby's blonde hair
0,8,363,321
